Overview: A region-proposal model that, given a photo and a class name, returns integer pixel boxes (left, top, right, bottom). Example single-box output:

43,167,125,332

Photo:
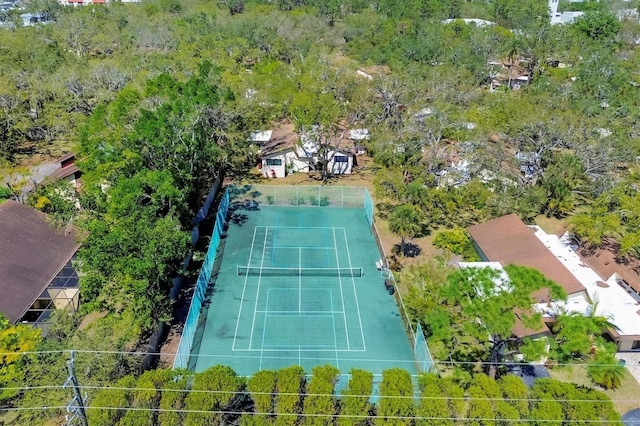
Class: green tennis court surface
189,204,417,376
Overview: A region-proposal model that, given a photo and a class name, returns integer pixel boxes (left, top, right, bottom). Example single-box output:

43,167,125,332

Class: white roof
458,262,513,297
532,226,640,337
249,130,273,143
551,11,584,25
349,129,370,140
442,18,495,27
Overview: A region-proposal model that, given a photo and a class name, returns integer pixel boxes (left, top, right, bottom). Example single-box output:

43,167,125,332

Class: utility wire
77,385,636,403
1,384,635,404
0,406,626,423
0,349,628,368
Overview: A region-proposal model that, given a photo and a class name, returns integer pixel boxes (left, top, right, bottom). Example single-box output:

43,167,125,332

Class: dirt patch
77,311,108,331
7,139,76,168
374,216,442,264
233,155,379,190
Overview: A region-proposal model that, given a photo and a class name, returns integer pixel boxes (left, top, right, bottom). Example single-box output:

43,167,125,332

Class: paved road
1,161,59,201
616,352,640,386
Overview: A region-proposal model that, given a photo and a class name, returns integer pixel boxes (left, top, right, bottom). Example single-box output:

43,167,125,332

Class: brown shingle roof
260,121,298,157
468,214,586,301
0,200,82,323
48,164,80,181
512,308,549,338
578,238,640,293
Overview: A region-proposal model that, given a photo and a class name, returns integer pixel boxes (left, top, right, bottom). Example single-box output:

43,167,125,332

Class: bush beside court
85,365,622,426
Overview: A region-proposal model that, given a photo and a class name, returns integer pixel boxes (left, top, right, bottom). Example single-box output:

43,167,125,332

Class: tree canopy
2,0,639,420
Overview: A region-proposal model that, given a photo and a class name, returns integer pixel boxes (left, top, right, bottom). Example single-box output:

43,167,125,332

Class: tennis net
237,266,363,277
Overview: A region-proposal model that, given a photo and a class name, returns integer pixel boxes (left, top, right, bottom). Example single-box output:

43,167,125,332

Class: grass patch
534,215,567,235
548,364,640,415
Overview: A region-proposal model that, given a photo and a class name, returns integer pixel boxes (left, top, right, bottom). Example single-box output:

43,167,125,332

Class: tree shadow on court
228,200,262,226
392,242,422,258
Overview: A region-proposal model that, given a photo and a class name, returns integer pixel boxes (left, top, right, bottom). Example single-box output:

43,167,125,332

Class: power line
0,348,628,368
1,383,634,404
0,405,626,423
75,385,636,404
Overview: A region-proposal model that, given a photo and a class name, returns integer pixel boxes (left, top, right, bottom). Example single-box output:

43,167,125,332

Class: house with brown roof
0,200,82,330
47,152,82,188
458,262,551,340
488,60,531,90
577,238,640,296
468,214,587,302
468,214,640,352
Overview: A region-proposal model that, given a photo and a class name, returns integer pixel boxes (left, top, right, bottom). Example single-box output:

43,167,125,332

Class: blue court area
188,203,418,376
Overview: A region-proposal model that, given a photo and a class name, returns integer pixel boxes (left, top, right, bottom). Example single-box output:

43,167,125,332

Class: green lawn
548,364,640,415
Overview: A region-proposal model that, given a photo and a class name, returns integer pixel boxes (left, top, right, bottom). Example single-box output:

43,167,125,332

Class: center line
298,247,302,313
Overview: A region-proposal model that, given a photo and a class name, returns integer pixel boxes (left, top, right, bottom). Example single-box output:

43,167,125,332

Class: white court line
330,288,340,369
268,246,335,250
298,248,302,313
342,227,366,351
233,348,366,352
332,228,351,351
254,226,347,230
254,310,344,314
248,226,269,349
232,227,259,351
259,290,270,370
262,344,337,349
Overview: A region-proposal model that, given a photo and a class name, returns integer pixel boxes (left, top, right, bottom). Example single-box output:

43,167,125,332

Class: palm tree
585,296,620,340
505,36,524,88
587,351,625,389
388,204,424,256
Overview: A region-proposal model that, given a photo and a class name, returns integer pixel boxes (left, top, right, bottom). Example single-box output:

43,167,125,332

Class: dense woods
1,0,640,422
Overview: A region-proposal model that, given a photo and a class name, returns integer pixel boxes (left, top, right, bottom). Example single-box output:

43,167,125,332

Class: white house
257,121,362,178
327,150,355,175
259,122,310,178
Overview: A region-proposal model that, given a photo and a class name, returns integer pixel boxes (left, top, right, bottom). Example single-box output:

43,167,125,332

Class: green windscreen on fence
173,188,230,370
230,184,367,208
364,188,374,226
415,323,435,373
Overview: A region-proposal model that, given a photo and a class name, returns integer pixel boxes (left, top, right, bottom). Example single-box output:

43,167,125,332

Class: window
265,158,282,166
334,155,349,163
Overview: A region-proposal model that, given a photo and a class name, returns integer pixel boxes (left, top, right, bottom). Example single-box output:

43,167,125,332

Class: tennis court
188,188,418,376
